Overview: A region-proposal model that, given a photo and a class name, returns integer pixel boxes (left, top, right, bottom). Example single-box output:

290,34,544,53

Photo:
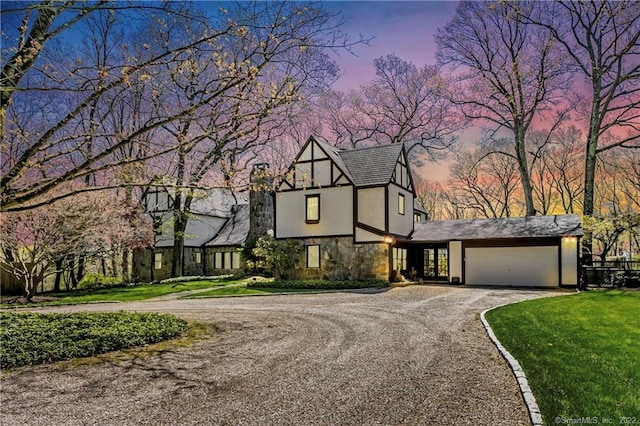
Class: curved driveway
1,285,566,425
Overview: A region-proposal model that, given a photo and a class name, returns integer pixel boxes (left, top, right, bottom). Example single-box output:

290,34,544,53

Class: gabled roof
143,187,248,217
414,199,427,215
412,214,583,242
339,143,404,187
189,189,248,217
311,136,355,183
205,204,250,247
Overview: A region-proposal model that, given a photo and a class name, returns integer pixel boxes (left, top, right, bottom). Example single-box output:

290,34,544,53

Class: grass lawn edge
183,286,387,299
1,300,123,310
479,292,580,426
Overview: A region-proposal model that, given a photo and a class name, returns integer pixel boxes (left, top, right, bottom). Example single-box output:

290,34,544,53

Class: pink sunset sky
323,1,470,181
324,1,459,91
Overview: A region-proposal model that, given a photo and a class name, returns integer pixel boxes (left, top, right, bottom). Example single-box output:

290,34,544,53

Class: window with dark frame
213,251,241,269
398,193,405,215
307,244,320,268
306,194,320,223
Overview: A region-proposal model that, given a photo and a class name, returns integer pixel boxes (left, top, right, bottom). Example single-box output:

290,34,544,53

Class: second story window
414,213,422,222
306,194,320,224
398,193,405,215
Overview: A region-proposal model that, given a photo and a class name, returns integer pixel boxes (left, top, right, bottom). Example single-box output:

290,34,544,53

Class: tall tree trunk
76,254,86,283
111,252,117,278
121,185,133,282
515,125,536,216
582,84,603,264
24,268,36,302
122,248,130,282
53,258,63,292
171,137,191,278
172,200,192,278
172,223,185,277
68,256,78,289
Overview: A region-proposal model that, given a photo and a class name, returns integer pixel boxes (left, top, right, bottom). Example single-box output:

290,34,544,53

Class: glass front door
424,247,448,280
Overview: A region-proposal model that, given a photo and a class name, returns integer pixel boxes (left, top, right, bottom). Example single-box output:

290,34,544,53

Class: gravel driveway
1,285,566,425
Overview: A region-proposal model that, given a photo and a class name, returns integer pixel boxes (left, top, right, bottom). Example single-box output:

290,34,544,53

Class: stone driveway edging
480,290,580,426
481,304,543,426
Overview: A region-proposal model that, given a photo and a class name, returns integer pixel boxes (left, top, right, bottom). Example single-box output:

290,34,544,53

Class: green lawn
184,285,322,298
2,278,386,306
3,279,236,306
485,291,640,423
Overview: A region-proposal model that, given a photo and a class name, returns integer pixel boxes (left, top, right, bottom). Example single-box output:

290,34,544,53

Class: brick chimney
247,163,274,243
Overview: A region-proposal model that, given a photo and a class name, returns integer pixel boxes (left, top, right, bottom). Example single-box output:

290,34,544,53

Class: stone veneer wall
205,247,245,275
132,247,173,283
295,237,390,282
183,247,206,276
247,164,274,243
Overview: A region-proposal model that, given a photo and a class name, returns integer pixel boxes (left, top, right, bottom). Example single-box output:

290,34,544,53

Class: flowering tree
0,191,152,300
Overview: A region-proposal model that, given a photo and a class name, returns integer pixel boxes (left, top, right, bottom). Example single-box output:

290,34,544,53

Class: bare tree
435,1,571,216
447,140,522,219
0,1,363,212
413,179,451,221
541,126,585,214
523,1,640,221
144,3,346,276
319,54,466,158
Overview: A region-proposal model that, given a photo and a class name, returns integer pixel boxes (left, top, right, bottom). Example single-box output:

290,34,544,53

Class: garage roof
412,214,582,242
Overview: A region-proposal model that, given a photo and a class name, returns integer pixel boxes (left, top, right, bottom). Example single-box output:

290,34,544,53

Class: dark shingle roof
190,189,248,216
205,204,250,247
412,214,582,242
338,143,403,186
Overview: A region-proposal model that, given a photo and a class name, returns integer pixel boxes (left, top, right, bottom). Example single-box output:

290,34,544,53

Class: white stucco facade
275,186,353,238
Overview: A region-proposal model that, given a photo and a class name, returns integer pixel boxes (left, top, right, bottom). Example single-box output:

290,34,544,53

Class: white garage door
465,246,559,287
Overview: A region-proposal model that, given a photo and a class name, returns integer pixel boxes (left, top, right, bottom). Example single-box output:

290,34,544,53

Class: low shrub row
78,273,121,290
158,274,236,284
247,279,387,290
0,311,188,369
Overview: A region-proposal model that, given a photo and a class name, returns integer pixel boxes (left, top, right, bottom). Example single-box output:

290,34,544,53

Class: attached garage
465,245,559,287
411,215,582,288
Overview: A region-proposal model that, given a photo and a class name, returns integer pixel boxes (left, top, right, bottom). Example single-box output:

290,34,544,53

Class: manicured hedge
0,311,188,369
246,279,388,290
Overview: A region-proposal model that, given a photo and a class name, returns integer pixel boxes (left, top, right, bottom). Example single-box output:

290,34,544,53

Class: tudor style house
275,135,582,287
275,135,425,281
132,165,273,282
133,134,582,287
